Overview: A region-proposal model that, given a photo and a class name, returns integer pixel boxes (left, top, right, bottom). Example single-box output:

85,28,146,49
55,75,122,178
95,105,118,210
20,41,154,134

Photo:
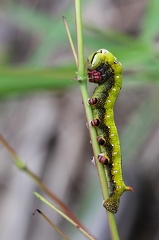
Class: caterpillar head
87,49,122,84
87,48,118,70
87,49,108,70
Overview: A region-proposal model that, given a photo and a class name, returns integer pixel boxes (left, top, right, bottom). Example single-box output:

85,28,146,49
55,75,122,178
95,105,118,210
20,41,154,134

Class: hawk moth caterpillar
87,49,132,214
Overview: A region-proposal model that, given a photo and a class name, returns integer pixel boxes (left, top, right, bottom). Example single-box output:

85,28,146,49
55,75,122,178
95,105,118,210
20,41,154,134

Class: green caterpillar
87,49,132,214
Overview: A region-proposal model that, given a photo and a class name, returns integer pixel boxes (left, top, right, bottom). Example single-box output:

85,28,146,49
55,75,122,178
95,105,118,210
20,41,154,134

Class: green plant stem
63,16,78,67
34,193,95,240
75,0,85,77
0,134,92,237
35,209,70,240
74,0,120,239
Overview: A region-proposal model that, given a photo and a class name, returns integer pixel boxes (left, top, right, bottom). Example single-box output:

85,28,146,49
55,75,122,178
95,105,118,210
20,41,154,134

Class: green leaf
140,0,159,42
0,67,76,96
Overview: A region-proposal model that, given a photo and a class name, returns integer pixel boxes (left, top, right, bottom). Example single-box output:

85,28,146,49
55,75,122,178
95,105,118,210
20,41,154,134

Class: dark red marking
98,154,109,165
88,98,98,105
97,136,106,145
88,70,102,83
91,119,100,126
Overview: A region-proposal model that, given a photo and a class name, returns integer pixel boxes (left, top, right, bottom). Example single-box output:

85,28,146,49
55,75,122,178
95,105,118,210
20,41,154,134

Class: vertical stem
74,0,120,239
75,0,85,77
74,0,108,202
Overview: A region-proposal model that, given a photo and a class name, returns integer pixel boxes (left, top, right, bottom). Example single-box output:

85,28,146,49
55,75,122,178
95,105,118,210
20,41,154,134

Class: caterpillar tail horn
103,185,133,214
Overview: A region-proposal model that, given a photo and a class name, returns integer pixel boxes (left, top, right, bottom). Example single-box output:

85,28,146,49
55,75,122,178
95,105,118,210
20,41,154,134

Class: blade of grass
140,0,159,42
0,67,76,96
7,4,76,66
34,209,70,240
63,16,78,67
7,5,54,36
0,134,91,235
34,193,96,240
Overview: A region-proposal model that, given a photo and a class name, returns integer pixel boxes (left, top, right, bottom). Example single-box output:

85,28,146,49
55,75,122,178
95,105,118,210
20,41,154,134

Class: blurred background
0,0,159,239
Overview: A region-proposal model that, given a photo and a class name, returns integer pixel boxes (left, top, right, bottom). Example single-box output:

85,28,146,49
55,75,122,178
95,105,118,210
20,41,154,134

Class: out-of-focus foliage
0,0,159,239
0,0,159,94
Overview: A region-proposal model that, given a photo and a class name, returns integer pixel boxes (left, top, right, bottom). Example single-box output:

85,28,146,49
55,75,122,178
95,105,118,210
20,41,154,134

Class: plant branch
74,0,120,239
0,134,92,237
63,16,78,67
34,209,70,240
34,193,96,240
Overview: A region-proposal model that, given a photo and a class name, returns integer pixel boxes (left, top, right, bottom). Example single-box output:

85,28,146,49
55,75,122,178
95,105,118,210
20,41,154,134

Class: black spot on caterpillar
87,49,133,214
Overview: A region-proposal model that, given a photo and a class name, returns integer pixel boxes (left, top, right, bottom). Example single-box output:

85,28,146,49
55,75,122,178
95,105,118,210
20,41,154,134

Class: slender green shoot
33,209,70,240
63,16,78,67
0,134,89,234
34,193,96,240
74,0,120,239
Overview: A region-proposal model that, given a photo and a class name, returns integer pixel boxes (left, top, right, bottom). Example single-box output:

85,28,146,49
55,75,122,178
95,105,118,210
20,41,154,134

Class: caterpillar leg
88,70,102,83
97,136,106,145
98,153,110,165
90,118,100,127
88,97,98,105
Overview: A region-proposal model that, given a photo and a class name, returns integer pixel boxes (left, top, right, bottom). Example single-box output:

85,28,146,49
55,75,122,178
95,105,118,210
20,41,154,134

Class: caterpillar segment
87,49,132,213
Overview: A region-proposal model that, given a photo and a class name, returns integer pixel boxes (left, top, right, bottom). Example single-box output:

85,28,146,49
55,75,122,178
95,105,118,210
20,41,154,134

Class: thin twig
34,193,96,240
0,134,95,238
34,209,70,240
63,16,78,67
